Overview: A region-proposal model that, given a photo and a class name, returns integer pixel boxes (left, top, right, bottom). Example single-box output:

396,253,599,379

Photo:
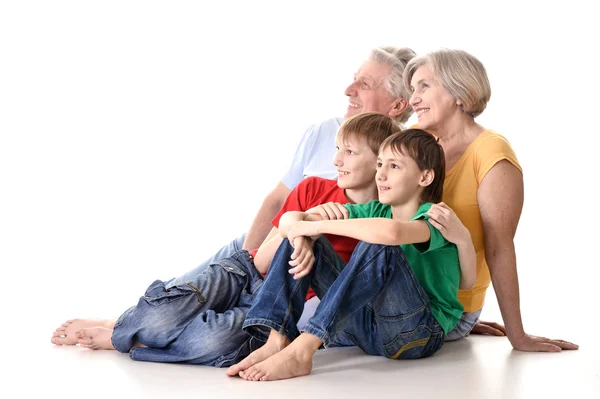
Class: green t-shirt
345,200,464,334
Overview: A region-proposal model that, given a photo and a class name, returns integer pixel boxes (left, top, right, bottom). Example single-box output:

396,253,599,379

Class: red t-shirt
266,176,359,300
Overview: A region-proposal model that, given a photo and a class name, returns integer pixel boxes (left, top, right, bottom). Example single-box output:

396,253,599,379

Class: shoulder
474,130,518,156
470,130,523,176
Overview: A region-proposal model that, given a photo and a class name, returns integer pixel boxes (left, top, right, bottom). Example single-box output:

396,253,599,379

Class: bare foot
240,340,314,382
51,319,115,346
226,330,290,377
76,327,116,350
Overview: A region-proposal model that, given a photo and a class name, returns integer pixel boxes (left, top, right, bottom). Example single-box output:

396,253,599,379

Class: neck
344,183,378,205
389,194,423,221
427,113,483,144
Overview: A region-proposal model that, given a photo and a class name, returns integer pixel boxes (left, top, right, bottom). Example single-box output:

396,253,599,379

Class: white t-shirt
281,116,343,190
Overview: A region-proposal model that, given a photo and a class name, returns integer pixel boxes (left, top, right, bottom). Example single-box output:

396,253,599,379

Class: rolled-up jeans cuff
243,318,297,343
302,323,329,348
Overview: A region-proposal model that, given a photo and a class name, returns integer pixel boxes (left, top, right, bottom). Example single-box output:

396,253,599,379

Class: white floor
12,327,598,399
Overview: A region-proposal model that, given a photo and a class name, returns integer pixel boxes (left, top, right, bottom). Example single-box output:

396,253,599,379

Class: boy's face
376,146,428,206
333,135,377,191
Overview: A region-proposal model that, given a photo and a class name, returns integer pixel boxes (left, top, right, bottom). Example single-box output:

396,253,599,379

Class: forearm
253,233,284,274
487,244,525,343
279,211,322,237
456,240,476,289
289,218,429,245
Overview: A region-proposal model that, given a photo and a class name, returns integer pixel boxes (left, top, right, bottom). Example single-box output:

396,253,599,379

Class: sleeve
474,133,523,183
410,204,450,253
280,123,319,190
271,177,318,228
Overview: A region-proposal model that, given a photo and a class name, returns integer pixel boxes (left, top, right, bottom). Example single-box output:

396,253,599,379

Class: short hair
380,129,446,203
369,46,416,124
337,112,402,155
404,49,491,118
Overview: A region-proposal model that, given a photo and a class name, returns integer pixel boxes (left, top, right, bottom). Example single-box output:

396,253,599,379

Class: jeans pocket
383,324,437,360
211,259,248,277
143,280,194,306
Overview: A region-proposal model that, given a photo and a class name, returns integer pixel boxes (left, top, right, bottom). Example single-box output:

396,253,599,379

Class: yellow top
442,130,522,311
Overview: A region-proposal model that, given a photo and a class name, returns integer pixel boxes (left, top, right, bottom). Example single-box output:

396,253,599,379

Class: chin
345,109,360,119
377,196,391,204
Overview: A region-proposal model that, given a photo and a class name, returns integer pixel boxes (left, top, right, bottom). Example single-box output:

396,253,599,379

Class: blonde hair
337,112,402,155
404,49,491,117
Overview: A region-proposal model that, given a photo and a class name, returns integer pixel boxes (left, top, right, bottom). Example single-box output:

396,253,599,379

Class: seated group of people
51,46,578,382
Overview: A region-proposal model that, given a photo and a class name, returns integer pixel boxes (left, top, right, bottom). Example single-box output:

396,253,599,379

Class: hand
509,332,579,352
306,202,348,220
288,236,315,279
470,320,507,336
427,202,470,245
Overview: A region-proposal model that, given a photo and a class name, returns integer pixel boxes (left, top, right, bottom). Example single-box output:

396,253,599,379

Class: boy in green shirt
227,129,476,381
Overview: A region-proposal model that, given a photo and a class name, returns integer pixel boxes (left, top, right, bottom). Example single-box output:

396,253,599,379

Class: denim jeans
243,237,445,360
111,249,266,367
166,233,246,288
444,309,482,341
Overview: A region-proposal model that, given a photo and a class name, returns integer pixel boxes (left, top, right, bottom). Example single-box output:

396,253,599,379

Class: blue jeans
166,233,246,288
445,309,481,341
111,249,266,367
243,237,445,360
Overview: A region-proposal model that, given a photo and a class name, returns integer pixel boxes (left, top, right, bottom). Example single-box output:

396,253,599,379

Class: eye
422,82,430,89
346,150,356,155
391,163,399,169
376,162,382,168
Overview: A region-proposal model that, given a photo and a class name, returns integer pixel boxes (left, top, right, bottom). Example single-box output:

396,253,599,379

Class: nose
376,168,386,181
344,80,357,97
409,90,420,108
333,151,343,167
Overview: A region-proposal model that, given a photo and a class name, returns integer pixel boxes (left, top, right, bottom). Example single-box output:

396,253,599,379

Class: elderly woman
405,49,577,351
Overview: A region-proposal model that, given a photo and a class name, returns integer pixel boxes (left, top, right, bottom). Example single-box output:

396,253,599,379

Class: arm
284,217,430,246
479,160,577,351
427,202,476,289
252,227,284,274
254,209,324,275
242,182,290,251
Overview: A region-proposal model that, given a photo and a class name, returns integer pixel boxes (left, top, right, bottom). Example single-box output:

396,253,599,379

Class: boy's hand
288,236,315,279
307,202,348,220
427,202,471,245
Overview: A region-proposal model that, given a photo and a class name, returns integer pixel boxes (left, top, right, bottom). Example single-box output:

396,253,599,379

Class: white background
1,0,598,351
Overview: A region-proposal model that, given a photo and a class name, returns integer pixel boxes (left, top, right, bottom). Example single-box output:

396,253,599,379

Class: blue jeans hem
302,324,329,347
243,317,296,343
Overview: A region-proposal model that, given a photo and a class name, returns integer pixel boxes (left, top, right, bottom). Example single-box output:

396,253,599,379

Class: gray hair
369,46,416,123
404,49,491,118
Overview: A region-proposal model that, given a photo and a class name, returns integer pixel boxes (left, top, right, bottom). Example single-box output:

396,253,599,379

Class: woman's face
409,64,459,132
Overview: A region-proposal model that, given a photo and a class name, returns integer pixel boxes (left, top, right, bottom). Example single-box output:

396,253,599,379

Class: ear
388,98,409,119
419,169,435,187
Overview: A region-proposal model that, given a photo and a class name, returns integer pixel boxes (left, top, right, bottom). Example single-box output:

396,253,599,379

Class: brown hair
380,129,446,203
337,112,402,155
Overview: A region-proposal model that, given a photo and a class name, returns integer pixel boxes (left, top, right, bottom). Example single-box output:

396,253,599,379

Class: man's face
343,59,397,119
